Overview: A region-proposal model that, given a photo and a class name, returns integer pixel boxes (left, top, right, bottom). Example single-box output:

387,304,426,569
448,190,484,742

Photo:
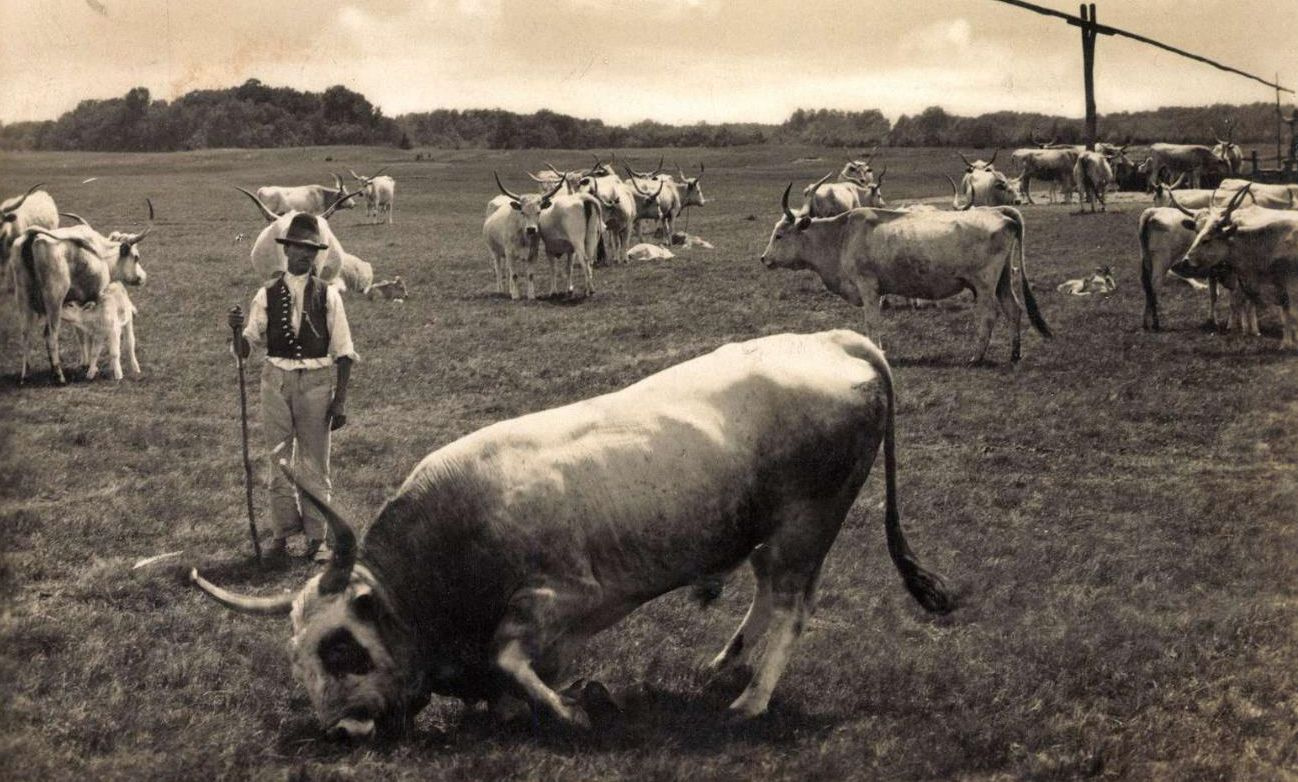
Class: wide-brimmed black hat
275,213,328,251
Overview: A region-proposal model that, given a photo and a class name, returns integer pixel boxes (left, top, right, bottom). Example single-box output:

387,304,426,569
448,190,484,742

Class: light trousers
261,363,333,540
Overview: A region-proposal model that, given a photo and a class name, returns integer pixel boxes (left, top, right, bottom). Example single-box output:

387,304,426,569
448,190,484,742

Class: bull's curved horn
696,162,704,179
526,171,553,184
235,186,281,223
651,156,665,176
3,183,44,216
541,178,565,204
624,163,648,182
957,151,973,169
1165,189,1195,218
945,174,972,211
987,149,998,167
874,166,887,186
370,166,388,179
1168,172,1186,190
1223,183,1252,218
321,186,362,219
190,569,296,616
781,182,795,222
277,460,357,595
332,173,345,191
122,198,155,245
806,171,834,195
676,164,687,182
494,171,523,203
349,168,364,182
59,212,90,227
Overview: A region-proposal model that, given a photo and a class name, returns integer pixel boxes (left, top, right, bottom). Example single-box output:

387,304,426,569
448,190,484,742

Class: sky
1,0,1296,126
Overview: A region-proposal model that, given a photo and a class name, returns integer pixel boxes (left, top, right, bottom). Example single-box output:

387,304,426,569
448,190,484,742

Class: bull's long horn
807,171,834,194
526,172,550,183
59,212,90,227
696,162,704,179
370,166,388,179
235,186,281,223
1165,189,1195,218
1168,172,1186,190
1223,183,1252,218
3,183,44,216
321,187,363,219
781,182,795,222
651,156,665,176
191,569,296,616
277,460,357,595
349,168,364,182
540,177,565,206
988,149,999,167
494,171,523,202
875,166,887,186
945,174,972,211
122,198,154,245
957,151,973,169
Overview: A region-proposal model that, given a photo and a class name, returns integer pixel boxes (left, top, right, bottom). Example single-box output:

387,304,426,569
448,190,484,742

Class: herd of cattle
3,136,1296,742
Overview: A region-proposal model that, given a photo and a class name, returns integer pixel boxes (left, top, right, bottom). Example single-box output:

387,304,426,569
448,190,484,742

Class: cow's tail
1001,207,1053,338
19,229,46,316
581,195,604,261
858,337,954,615
1138,210,1159,330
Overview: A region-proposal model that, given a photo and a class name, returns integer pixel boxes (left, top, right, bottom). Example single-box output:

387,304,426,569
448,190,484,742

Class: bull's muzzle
1169,258,1197,278
328,716,376,742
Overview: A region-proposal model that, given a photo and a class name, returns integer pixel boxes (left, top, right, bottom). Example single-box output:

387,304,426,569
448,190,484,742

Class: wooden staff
230,306,262,564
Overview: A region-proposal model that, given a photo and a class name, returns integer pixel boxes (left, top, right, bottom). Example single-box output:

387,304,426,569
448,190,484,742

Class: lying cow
193,329,953,740
761,185,1052,363
1056,267,1116,296
58,281,140,380
366,276,407,301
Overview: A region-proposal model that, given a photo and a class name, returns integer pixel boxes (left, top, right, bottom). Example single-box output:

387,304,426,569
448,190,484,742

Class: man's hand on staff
228,306,250,358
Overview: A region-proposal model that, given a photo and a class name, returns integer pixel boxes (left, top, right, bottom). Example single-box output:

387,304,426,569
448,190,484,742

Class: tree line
0,79,1284,152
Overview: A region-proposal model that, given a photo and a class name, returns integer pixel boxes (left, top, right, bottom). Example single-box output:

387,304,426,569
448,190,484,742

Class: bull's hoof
727,692,769,720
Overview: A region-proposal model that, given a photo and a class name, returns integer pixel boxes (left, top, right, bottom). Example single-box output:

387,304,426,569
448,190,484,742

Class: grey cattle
256,175,356,216
192,329,953,740
803,169,887,217
1175,185,1298,348
1010,148,1078,204
1073,151,1113,212
538,191,604,297
11,202,152,384
236,187,361,283
349,169,396,224
59,281,140,381
1138,199,1243,332
484,175,564,299
1146,143,1229,190
1,185,59,289
762,186,1051,363
1212,178,1298,210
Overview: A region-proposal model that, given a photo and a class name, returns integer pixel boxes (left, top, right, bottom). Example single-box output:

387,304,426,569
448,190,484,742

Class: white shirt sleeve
325,285,359,362
240,287,268,349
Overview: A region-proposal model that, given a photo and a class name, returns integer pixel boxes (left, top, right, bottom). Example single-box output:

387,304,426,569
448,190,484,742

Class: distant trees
0,80,1286,152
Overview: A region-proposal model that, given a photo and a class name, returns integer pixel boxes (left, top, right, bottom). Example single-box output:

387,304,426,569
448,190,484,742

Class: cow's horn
696,162,704,179
1168,172,1186,190
1165,189,1195,218
1223,183,1251,217
277,460,357,594
123,198,154,245
3,183,44,216
988,149,998,167
59,212,90,227
526,171,548,183
190,569,295,616
321,187,363,219
235,187,281,223
957,151,973,168
808,171,834,194
781,182,795,222
652,156,665,176
494,171,523,202
370,166,388,179
875,166,887,186
349,168,363,181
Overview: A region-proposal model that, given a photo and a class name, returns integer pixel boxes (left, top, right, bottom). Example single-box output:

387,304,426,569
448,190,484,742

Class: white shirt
241,274,359,370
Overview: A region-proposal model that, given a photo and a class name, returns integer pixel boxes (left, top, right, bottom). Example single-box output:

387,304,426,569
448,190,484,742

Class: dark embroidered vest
266,274,330,360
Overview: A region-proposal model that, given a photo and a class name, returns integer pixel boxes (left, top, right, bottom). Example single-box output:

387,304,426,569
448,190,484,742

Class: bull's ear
795,215,812,231
509,201,522,211
965,166,973,173
1180,218,1196,231
351,591,383,622
540,199,553,209
2,214,16,223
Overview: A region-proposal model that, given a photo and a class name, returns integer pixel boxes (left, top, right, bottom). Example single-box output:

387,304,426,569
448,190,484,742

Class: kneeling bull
193,330,953,740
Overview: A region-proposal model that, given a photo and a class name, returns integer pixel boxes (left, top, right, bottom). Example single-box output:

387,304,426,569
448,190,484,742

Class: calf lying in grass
366,276,407,301
59,282,140,380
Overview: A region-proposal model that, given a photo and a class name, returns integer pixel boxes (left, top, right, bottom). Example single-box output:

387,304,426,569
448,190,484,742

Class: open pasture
1,145,1296,780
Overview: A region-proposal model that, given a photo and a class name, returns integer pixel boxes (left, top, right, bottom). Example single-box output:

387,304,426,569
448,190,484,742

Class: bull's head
841,148,876,184
624,157,664,180
676,163,706,208
860,167,888,208
495,172,561,240
0,183,44,261
329,174,356,210
958,150,997,172
759,183,814,269
1173,184,1251,277
629,175,665,209
104,198,154,286
192,461,422,742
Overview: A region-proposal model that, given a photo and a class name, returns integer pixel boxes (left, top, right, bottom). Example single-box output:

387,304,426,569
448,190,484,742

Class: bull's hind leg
124,319,141,376
707,545,772,675
995,266,1024,362
970,285,1000,364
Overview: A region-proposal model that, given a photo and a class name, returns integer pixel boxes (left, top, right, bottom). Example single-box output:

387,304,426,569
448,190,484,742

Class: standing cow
256,175,356,216
484,175,564,299
762,186,1051,363
192,329,953,740
349,169,396,224
1073,151,1113,213
1,184,59,292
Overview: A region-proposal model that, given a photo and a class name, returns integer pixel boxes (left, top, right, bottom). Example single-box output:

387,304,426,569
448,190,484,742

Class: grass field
1,144,1296,781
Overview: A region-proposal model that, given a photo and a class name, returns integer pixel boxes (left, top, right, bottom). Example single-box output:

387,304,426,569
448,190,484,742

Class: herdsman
228,214,357,563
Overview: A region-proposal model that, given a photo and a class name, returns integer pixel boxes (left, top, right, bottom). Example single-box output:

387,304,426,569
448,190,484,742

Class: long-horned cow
236,186,362,283
803,168,888,217
1146,143,1231,190
1211,178,1297,210
11,201,152,384
1010,147,1078,204
484,174,564,299
761,185,1051,363
1138,193,1245,332
1,184,59,290
577,163,635,264
192,329,953,740
1175,184,1298,349
538,189,604,298
349,168,396,224
256,175,356,216
1073,150,1113,213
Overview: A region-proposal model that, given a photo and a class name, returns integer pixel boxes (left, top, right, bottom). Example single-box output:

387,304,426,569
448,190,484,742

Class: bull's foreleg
495,640,590,729
505,252,520,300
661,212,673,248
706,545,772,676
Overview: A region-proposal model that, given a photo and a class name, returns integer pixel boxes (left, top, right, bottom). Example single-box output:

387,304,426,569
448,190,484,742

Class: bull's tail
19,229,45,316
1138,210,1159,330
858,337,954,614
1000,207,1053,338
582,195,605,261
